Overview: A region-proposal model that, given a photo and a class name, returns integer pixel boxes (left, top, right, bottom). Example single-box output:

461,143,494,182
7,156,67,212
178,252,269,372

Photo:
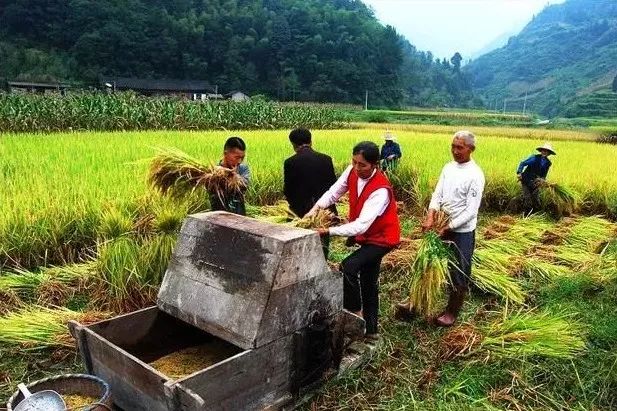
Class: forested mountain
0,0,475,107
466,0,617,117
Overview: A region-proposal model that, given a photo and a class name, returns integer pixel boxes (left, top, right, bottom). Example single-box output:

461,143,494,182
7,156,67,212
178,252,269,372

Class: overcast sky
362,0,566,59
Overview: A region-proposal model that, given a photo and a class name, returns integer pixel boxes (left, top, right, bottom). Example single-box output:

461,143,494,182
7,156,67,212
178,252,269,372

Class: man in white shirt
424,130,485,327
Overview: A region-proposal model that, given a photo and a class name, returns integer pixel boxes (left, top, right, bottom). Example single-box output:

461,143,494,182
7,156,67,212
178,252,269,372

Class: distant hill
465,0,617,117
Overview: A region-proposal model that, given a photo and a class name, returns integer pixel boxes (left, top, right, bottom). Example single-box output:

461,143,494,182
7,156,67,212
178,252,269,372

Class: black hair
224,136,246,151
289,128,312,146
352,141,380,164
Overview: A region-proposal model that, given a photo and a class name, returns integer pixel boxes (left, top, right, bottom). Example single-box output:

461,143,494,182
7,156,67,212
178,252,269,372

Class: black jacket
284,147,337,218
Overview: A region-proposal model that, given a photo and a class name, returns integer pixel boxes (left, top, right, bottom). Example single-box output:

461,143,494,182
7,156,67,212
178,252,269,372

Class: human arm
516,155,535,176
539,161,551,179
238,163,250,185
327,188,389,237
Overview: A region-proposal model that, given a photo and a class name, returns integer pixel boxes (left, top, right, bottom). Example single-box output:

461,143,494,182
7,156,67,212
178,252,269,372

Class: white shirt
429,159,485,233
315,165,390,237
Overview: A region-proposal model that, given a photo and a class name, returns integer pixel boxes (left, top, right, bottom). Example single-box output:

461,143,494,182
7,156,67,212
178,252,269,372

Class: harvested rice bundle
255,202,339,230
523,259,571,281
150,340,241,379
148,147,246,202
0,263,95,306
480,310,585,359
406,231,455,317
0,306,107,350
564,216,615,252
536,179,579,218
471,268,526,305
290,209,338,230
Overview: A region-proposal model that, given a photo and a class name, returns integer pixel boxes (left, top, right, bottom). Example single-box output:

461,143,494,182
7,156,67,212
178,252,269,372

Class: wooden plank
176,335,294,410
83,328,170,411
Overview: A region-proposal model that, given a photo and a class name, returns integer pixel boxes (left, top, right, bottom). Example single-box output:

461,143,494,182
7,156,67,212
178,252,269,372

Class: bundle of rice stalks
289,209,338,230
471,268,526,305
0,263,95,306
563,216,615,252
480,310,585,359
0,306,107,350
406,231,455,317
148,147,246,201
440,324,483,360
523,259,571,281
431,209,451,234
255,202,339,230
536,179,579,218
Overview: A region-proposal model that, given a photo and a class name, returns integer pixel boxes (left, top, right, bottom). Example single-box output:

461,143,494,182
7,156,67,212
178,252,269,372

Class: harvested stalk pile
382,237,420,273
536,179,579,218
480,310,585,359
0,306,107,350
148,147,246,202
441,310,585,361
150,340,241,379
471,268,526,305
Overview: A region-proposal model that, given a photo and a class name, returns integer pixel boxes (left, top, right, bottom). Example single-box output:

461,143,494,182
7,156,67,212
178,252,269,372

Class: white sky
362,0,567,59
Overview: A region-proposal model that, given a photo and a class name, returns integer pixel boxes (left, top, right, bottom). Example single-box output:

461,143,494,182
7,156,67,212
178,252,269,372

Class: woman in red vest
307,141,401,341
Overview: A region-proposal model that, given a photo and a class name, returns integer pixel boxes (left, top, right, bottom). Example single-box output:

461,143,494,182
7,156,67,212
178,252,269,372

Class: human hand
388,154,396,160
421,217,434,233
517,174,522,182
437,226,449,238
305,206,319,218
315,228,329,236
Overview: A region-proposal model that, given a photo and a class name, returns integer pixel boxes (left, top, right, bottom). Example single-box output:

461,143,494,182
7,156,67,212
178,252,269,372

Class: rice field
1,123,617,409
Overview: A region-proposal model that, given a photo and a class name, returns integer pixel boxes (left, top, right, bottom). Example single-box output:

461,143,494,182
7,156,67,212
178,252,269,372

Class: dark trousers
320,234,331,260
340,244,392,334
521,182,540,214
442,230,475,316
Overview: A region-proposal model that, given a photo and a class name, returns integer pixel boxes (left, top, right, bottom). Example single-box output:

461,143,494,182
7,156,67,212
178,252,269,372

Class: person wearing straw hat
516,142,556,214
380,131,402,171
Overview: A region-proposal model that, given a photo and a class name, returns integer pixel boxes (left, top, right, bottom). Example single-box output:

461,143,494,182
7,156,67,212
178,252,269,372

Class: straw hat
384,131,395,141
536,142,556,155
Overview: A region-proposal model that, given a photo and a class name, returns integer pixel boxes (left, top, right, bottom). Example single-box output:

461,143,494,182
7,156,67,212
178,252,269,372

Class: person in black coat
284,128,337,256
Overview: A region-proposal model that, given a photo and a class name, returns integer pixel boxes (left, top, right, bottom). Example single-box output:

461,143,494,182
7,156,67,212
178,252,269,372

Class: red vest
348,169,401,247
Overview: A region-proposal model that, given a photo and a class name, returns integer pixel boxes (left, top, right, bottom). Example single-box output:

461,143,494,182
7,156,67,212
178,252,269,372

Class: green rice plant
406,231,455,317
98,206,134,240
0,305,107,350
137,234,177,286
471,268,526,305
95,237,142,306
480,310,585,359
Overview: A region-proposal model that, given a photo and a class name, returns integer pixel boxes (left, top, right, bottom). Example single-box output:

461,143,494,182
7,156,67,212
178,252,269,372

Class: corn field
0,92,348,132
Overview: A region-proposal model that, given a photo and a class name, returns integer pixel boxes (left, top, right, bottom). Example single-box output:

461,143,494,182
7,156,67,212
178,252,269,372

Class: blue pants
443,230,475,290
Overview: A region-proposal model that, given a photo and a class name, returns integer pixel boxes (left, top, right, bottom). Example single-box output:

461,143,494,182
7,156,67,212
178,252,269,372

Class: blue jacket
517,154,551,186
